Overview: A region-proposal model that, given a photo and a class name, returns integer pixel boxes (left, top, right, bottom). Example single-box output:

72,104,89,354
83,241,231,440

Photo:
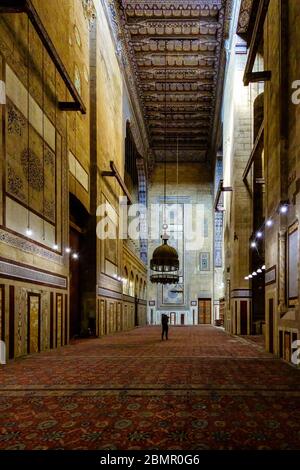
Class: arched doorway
69,193,90,339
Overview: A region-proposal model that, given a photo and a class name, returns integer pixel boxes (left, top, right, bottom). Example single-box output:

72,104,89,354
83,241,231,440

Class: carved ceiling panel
115,0,229,162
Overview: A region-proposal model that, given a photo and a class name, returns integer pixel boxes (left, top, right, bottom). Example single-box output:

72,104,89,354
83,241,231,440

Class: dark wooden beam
0,0,25,12
214,179,232,212
245,71,271,83
243,0,270,86
102,161,133,205
243,122,264,182
58,102,82,112
143,90,212,96
0,0,86,114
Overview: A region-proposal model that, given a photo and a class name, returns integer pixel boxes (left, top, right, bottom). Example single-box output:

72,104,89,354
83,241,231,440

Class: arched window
123,266,129,295
139,278,143,299
135,274,139,297
129,271,135,297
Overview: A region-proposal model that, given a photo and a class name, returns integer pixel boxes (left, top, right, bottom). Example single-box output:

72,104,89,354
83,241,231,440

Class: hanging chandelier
149,46,180,285
150,231,179,284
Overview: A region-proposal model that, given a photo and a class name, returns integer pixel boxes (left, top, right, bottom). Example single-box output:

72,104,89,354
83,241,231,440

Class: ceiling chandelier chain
163,42,167,226
176,134,179,252
149,38,179,285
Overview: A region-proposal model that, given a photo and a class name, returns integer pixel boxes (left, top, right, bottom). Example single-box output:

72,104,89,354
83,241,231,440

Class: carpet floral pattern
1,326,300,450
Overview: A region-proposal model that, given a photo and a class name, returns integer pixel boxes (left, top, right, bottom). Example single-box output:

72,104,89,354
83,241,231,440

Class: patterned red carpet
1,326,300,450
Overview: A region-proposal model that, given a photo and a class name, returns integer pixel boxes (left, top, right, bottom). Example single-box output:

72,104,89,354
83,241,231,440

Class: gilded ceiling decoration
81,0,97,27
113,0,230,162
236,0,255,42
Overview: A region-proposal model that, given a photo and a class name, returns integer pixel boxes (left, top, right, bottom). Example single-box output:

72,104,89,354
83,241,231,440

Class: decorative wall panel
0,285,4,342
200,252,210,271
1,54,66,251
41,291,50,351
265,266,276,286
27,293,41,354
288,224,298,306
214,158,223,267
0,259,67,289
69,150,89,192
56,294,63,347
16,287,27,357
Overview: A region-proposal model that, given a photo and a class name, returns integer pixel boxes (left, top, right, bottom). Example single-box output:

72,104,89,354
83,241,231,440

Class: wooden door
56,294,63,347
219,300,225,326
279,330,283,358
27,294,41,354
198,299,211,324
240,301,248,335
284,332,291,362
269,298,274,353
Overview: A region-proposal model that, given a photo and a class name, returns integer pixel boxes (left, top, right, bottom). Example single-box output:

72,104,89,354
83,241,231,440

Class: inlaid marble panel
28,294,40,354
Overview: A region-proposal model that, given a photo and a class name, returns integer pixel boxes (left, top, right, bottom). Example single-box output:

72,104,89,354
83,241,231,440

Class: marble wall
263,0,300,360
0,0,148,359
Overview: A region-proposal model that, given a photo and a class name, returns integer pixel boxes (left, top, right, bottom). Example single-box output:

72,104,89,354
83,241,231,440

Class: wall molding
0,258,67,289
231,289,252,299
97,286,144,305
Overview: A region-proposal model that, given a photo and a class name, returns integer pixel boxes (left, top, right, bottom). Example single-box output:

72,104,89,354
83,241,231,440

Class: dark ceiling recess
118,0,229,162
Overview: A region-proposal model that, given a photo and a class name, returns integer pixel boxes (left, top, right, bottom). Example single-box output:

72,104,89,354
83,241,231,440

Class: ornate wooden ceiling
115,0,229,162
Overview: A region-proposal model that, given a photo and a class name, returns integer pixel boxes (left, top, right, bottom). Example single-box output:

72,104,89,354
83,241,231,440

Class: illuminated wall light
66,247,71,253
113,274,118,279
256,231,263,238
266,219,273,227
26,227,33,237
252,272,257,276
280,205,288,214
257,268,262,274
117,276,122,281
248,274,253,279
72,253,79,260
261,265,266,270
244,276,249,280
53,244,59,250
251,241,257,248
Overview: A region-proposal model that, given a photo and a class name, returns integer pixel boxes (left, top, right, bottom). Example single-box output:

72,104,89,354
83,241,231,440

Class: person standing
161,313,169,341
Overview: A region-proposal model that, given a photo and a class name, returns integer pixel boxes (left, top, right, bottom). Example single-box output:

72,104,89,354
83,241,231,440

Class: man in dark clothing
161,314,169,340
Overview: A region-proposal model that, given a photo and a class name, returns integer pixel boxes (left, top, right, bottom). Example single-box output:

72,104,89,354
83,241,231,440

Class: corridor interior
1,326,300,450
0,0,300,454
